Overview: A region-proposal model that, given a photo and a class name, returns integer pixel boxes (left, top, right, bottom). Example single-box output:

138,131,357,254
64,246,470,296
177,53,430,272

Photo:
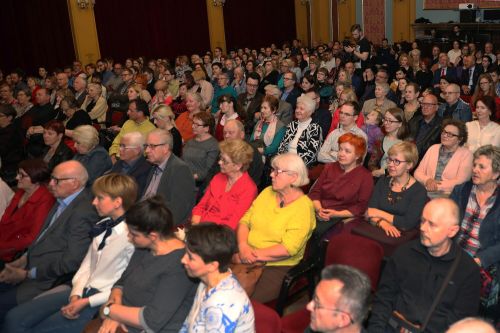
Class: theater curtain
94,0,210,63
223,0,296,50
0,0,75,75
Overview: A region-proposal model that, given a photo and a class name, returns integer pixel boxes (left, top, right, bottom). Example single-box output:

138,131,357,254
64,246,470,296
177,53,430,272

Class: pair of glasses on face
387,158,408,166
383,118,400,124
50,176,75,185
441,130,459,138
143,143,167,150
311,295,354,324
270,168,296,176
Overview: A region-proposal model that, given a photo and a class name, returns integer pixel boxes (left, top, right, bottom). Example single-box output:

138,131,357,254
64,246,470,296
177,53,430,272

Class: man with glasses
368,198,480,333
104,61,123,92
0,160,98,323
409,94,443,160
306,264,371,333
281,71,300,110
142,129,195,225
237,72,264,135
210,72,237,115
109,131,152,196
438,83,472,122
319,101,366,163
108,99,156,164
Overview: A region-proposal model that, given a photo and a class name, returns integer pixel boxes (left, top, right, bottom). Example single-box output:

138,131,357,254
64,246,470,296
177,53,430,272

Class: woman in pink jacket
414,118,473,193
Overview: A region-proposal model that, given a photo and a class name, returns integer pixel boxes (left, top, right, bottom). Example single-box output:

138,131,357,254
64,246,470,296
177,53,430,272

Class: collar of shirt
57,187,84,210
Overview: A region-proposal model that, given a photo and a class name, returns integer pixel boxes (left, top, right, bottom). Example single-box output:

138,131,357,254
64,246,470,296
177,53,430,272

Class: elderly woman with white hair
234,153,316,303
72,125,112,185
80,83,107,127
278,94,323,167
361,82,397,116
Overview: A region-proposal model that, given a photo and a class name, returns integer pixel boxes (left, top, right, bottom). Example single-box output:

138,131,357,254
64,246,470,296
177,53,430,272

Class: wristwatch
103,303,114,318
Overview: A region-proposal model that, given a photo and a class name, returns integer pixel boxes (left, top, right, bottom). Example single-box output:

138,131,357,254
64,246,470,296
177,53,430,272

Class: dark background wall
0,0,75,76
1,0,297,75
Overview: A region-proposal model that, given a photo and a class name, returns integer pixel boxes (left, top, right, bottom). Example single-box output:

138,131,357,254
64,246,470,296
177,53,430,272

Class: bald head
223,119,245,140
427,198,460,227
446,317,496,333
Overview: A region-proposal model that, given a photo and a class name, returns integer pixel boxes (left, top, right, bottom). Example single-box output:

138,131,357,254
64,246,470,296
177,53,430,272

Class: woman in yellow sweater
235,152,316,303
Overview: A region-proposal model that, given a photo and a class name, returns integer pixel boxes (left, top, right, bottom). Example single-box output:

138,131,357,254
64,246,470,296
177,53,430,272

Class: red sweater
0,185,55,261
192,172,257,230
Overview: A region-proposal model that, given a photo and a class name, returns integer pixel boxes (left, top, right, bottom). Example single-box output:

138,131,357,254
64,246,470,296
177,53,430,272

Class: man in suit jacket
110,131,152,196
73,76,88,108
432,53,457,89
237,72,264,135
0,160,98,322
459,55,480,96
281,71,301,110
142,129,195,225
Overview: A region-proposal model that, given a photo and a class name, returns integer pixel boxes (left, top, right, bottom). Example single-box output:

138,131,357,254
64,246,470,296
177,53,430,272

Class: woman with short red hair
308,133,373,235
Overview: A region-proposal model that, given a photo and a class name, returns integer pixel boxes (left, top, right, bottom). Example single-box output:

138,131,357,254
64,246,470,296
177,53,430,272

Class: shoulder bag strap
421,249,462,331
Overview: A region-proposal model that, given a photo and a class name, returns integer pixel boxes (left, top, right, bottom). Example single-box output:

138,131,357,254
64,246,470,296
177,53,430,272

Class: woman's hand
318,208,336,220
238,244,258,264
379,220,401,238
61,296,88,319
98,318,128,333
425,179,440,192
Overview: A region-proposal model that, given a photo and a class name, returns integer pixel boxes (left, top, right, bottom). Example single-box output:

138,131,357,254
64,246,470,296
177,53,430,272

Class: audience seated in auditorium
83,195,196,333
2,173,137,333
0,160,98,324
0,104,24,185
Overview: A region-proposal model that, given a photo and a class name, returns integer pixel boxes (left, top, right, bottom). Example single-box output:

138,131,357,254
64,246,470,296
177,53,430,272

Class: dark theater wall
0,0,75,75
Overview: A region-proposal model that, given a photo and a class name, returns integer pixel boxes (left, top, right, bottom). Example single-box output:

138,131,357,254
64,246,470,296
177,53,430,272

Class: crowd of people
0,21,499,332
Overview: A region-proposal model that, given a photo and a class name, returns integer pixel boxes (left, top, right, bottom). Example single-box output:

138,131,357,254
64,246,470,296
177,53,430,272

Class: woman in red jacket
0,159,55,262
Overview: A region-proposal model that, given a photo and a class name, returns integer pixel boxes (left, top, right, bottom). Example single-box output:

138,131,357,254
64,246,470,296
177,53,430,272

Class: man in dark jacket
368,198,480,333
408,93,443,161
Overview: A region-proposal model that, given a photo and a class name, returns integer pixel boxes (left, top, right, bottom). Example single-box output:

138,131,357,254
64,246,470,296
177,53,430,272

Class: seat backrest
252,300,282,333
325,233,384,291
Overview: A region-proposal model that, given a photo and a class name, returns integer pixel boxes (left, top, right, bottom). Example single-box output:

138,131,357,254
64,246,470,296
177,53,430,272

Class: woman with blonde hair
127,83,151,104
175,92,205,142
151,104,182,156
191,139,257,230
72,125,112,185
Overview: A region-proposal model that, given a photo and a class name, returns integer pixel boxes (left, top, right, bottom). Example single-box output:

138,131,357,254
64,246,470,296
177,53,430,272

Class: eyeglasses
143,143,167,149
50,175,75,185
387,158,408,166
339,111,355,117
441,129,459,138
119,144,139,150
270,167,295,176
311,295,354,324
192,122,206,128
383,117,400,123
420,102,437,108
443,91,459,95
247,83,258,88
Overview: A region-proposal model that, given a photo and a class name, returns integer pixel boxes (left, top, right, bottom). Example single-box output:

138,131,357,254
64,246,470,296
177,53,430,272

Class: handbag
230,262,265,296
351,222,419,256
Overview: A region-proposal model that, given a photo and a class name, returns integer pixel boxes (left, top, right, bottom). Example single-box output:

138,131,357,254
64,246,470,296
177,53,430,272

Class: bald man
368,198,480,333
446,317,496,333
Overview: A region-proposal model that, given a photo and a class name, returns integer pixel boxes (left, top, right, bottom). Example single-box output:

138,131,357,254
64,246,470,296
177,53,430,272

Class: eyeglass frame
50,175,76,185
310,294,354,325
143,143,168,150
387,157,408,166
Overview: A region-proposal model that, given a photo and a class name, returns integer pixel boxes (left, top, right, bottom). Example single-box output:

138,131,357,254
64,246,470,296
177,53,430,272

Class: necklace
387,175,411,205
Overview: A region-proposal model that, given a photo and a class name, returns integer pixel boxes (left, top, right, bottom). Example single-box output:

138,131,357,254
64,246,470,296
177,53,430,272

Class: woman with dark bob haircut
84,195,196,333
41,120,74,171
0,159,55,261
